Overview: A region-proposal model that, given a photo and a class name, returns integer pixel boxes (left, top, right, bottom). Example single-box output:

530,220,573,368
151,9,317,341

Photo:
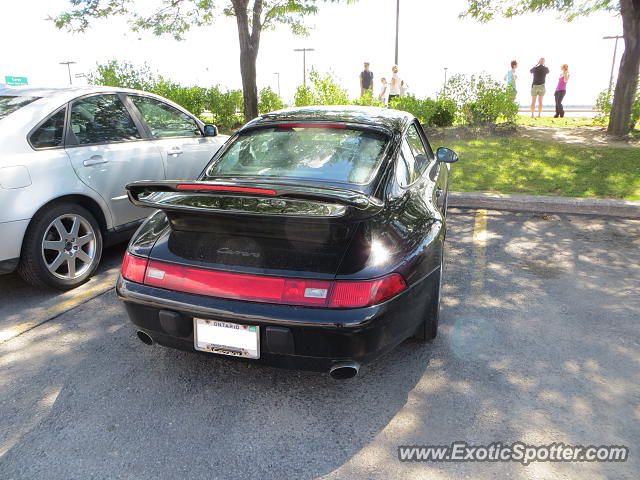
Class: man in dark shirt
530,58,550,118
360,62,374,97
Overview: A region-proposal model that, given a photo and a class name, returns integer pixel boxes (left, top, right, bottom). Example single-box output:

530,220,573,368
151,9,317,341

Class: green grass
515,116,599,128
446,137,640,200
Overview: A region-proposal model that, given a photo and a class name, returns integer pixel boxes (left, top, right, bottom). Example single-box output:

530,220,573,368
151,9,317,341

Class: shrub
431,97,457,127
594,89,612,126
205,86,244,130
443,73,518,125
294,85,318,107
352,89,385,107
309,70,350,105
258,87,285,114
154,80,208,116
389,95,435,126
87,59,158,92
595,88,640,130
388,95,455,128
294,70,350,107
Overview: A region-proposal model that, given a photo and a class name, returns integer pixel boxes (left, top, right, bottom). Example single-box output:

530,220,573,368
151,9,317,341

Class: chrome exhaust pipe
136,330,154,345
329,361,360,380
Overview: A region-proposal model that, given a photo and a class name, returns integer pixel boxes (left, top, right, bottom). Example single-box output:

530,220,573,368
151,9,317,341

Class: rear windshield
205,126,388,185
0,96,39,118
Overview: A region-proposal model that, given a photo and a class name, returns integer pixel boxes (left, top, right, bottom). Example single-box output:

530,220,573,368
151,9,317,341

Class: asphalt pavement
0,210,638,480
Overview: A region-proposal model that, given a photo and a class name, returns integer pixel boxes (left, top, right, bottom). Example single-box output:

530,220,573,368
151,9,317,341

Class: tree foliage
53,0,356,121
462,0,619,22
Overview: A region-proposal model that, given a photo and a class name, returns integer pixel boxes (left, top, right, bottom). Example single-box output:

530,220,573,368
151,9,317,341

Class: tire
18,203,103,290
414,247,443,342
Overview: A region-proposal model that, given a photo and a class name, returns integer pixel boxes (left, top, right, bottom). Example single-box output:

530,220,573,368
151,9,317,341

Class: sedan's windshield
205,126,388,185
0,96,39,118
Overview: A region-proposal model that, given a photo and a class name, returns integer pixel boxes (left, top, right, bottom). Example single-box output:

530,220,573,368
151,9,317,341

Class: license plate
193,318,260,359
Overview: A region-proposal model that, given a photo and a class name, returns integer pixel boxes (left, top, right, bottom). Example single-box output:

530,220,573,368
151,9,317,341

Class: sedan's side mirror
436,147,458,163
203,124,218,137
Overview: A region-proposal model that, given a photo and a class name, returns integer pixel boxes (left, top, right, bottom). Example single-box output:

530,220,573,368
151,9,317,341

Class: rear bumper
116,269,438,372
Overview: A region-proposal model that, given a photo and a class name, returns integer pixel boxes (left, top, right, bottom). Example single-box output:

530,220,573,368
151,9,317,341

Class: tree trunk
232,0,262,121
608,0,640,136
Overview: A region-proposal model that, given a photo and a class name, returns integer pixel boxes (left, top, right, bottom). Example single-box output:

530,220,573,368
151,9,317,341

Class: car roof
247,105,415,135
0,85,146,103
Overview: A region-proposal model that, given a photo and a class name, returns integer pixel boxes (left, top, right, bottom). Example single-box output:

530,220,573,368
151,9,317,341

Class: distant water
518,105,600,118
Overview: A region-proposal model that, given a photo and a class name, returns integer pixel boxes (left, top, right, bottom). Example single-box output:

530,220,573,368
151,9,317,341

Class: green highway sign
5,76,28,86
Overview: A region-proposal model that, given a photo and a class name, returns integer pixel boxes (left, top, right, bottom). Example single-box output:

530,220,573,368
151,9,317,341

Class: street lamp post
273,72,281,97
294,48,315,87
394,0,400,66
59,61,77,85
603,35,623,97
444,67,448,94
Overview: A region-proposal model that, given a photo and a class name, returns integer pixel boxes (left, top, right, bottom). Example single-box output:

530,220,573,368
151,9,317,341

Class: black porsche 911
116,106,458,379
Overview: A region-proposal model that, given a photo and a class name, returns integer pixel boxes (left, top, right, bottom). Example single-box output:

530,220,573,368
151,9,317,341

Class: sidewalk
449,192,640,219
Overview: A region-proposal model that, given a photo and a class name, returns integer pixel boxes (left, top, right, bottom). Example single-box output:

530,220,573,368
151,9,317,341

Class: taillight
138,260,407,308
121,252,148,283
329,274,407,308
143,260,332,306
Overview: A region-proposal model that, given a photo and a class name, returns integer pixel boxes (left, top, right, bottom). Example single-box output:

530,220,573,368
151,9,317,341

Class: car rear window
205,126,388,185
0,96,40,118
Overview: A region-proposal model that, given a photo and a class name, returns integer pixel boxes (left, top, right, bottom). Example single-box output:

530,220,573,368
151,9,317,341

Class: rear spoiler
125,180,384,219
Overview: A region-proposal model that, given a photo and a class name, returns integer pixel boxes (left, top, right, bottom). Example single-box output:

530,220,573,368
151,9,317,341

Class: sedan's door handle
83,155,108,166
168,148,183,156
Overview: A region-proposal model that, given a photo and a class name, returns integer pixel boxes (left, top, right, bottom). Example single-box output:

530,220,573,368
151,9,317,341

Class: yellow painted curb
0,273,118,343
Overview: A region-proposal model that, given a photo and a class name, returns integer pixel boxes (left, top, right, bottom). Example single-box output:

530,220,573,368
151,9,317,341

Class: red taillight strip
277,124,347,129
175,184,277,195
134,259,407,308
121,252,149,283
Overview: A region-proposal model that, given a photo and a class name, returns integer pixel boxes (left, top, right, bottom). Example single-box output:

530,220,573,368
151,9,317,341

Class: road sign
5,76,28,86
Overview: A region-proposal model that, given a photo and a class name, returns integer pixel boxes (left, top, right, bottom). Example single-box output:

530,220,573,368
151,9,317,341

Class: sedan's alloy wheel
41,214,97,280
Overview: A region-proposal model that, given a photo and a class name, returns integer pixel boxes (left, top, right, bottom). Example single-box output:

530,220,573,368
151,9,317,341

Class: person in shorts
388,65,403,102
530,58,550,118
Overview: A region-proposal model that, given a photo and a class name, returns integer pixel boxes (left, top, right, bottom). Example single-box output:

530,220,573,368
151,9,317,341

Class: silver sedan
0,86,227,289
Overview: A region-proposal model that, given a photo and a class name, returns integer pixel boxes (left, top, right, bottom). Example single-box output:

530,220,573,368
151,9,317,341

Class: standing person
505,60,518,93
360,62,374,97
388,65,403,102
530,58,550,118
378,77,389,105
554,64,570,118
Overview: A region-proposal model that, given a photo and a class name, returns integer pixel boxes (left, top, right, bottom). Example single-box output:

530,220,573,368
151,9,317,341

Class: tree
463,0,640,136
52,0,355,121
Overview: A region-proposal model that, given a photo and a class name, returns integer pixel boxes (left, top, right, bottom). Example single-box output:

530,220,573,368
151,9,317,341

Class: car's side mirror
436,147,458,163
203,124,218,137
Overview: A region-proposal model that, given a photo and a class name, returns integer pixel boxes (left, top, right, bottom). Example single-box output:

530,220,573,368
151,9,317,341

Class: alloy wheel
41,214,97,280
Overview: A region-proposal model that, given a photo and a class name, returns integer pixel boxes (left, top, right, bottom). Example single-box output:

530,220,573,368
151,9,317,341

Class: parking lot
1,209,638,480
